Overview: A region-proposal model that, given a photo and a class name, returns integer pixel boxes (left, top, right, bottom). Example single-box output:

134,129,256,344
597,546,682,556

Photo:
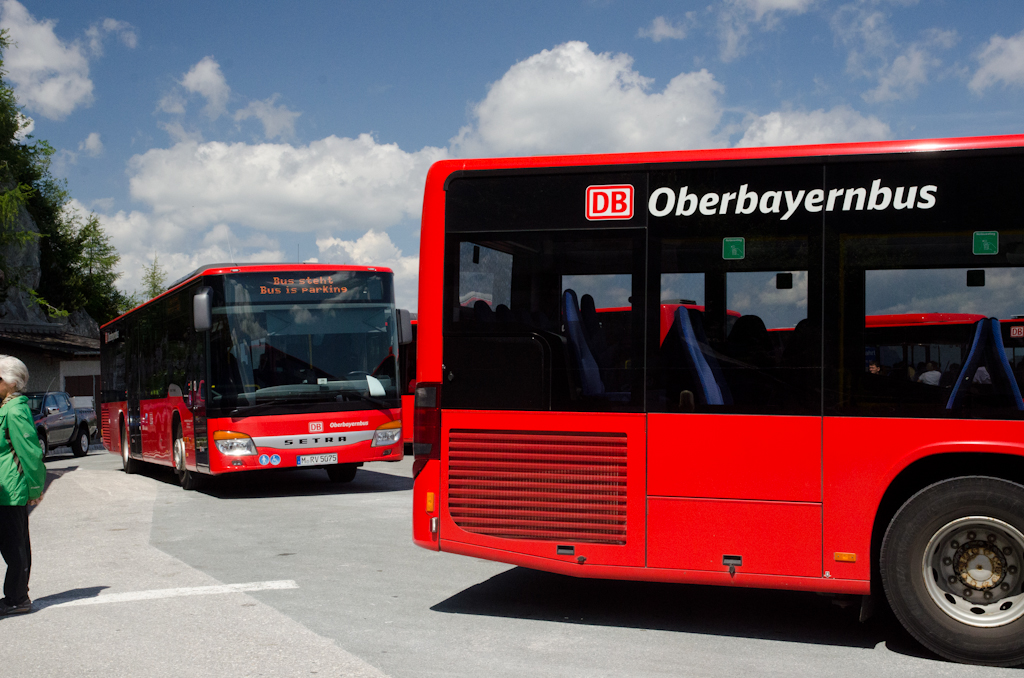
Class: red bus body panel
414,133,1024,594
439,410,647,568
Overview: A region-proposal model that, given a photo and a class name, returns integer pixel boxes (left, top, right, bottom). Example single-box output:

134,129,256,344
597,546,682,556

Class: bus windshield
207,270,399,416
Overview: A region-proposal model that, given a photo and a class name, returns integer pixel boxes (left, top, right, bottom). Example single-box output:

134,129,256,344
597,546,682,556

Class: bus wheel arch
872,453,1024,586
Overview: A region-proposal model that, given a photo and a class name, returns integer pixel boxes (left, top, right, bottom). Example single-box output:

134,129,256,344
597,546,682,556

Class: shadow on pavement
432,567,948,663
133,462,413,499
32,586,109,610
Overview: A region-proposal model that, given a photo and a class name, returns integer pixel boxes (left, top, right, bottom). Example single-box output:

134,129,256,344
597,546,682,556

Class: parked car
25,391,98,458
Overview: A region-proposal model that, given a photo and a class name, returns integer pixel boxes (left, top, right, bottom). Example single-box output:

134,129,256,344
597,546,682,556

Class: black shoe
0,599,32,615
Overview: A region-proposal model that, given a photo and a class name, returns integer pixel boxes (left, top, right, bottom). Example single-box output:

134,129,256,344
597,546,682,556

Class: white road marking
42,580,298,609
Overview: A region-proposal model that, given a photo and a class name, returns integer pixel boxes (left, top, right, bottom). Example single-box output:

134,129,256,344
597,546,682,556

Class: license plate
296,453,337,466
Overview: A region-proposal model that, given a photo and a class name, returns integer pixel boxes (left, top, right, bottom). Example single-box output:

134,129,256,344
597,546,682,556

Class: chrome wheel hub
173,437,185,471
923,516,1024,627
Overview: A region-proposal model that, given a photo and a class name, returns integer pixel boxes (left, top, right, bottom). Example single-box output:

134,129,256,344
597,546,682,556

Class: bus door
644,166,824,580
439,218,649,569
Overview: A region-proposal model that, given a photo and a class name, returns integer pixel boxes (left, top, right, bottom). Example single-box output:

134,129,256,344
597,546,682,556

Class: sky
4,0,1024,311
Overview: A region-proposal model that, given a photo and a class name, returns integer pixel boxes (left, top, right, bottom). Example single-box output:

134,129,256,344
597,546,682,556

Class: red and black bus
411,135,1024,666
101,264,411,489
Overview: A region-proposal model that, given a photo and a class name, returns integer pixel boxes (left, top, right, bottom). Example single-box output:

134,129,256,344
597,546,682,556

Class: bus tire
37,430,48,460
326,464,357,483
71,426,89,457
880,476,1024,667
172,421,203,491
121,423,139,474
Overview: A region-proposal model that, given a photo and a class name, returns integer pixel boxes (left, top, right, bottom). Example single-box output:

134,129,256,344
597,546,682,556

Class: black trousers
0,504,31,604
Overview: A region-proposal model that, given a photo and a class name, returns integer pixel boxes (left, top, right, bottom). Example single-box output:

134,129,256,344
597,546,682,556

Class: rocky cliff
0,193,100,339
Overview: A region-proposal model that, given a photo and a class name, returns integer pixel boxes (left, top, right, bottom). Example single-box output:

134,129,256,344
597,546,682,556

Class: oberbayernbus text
101,263,412,490
411,134,1024,666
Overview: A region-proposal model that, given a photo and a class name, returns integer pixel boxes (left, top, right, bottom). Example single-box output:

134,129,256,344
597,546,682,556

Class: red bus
101,263,411,490
412,135,1024,666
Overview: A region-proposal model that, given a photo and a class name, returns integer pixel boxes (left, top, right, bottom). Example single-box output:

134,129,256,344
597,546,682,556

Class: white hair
0,355,29,393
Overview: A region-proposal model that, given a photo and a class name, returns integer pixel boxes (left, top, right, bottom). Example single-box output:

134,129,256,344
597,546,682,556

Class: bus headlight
371,420,402,447
213,431,258,456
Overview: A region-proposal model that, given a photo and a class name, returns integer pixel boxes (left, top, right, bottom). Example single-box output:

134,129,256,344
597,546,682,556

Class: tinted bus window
829,151,1024,419
443,229,645,412
646,162,823,416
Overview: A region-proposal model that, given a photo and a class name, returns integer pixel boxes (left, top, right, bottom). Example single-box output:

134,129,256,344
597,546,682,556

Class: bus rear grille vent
447,429,628,545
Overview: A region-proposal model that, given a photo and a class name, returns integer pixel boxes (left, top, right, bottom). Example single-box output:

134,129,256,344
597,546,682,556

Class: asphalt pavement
3,445,1020,677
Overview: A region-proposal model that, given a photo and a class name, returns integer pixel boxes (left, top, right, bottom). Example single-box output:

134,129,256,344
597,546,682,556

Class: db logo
1012,326,1024,338
586,185,634,221
309,421,323,433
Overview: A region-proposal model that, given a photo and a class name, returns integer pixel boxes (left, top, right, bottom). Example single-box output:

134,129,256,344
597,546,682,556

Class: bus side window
839,242,1024,419
443,232,644,412
649,235,819,416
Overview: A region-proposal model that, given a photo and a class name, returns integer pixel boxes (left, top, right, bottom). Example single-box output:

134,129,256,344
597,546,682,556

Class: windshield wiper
228,394,335,416
226,390,394,416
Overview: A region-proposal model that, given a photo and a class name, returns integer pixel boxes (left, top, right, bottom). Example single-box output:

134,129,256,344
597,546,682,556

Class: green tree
0,29,127,324
141,254,166,300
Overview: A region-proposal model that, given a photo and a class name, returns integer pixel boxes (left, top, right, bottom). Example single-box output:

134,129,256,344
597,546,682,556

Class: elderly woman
0,355,45,615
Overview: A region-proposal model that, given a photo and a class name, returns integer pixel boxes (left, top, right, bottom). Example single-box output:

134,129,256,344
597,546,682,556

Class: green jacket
0,395,45,505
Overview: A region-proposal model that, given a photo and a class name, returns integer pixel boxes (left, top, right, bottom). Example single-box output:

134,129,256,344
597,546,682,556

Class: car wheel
71,427,89,457
881,476,1024,666
37,430,48,460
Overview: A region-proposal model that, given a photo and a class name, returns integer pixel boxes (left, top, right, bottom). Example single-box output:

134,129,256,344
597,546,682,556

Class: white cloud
233,95,301,140
450,41,726,157
78,131,103,156
93,206,286,295
832,4,955,102
317,230,419,309
127,134,445,233
157,121,203,144
85,17,137,56
105,131,441,306
0,0,93,119
736,105,892,146
638,16,691,42
156,91,186,115
718,0,815,62
862,29,957,103
13,112,32,140
969,29,1024,93
181,56,230,119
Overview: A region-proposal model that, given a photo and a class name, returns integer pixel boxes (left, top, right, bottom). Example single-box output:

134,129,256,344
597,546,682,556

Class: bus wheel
880,476,1024,666
71,427,89,457
121,424,139,474
173,423,203,491
326,464,357,483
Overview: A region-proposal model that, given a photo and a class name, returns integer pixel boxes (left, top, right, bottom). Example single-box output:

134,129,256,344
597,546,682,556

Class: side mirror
194,287,213,332
46,406,59,415
396,308,413,346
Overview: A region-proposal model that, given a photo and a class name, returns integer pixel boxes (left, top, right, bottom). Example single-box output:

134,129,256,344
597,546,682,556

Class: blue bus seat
673,306,732,406
946,318,1024,411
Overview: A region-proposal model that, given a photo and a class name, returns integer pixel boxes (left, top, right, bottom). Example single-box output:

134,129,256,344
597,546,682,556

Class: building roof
0,321,99,357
